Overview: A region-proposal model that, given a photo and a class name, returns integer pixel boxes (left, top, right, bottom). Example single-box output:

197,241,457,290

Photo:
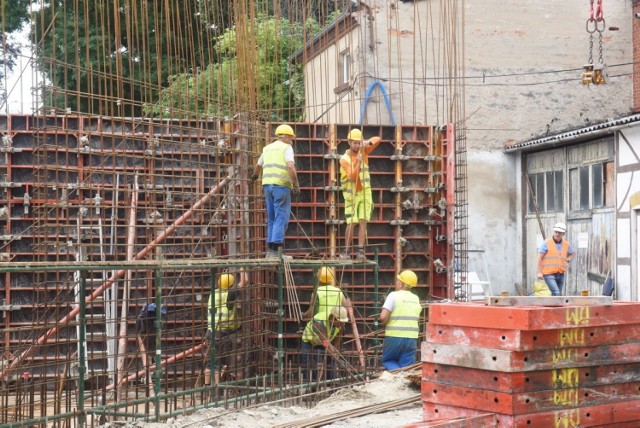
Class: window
527,171,563,214
569,161,613,210
339,49,350,85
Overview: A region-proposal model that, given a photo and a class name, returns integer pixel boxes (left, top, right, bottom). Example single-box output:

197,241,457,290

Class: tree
151,14,319,122
32,0,220,116
0,0,31,101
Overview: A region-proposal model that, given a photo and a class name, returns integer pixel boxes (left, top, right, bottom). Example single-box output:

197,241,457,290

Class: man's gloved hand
250,173,259,181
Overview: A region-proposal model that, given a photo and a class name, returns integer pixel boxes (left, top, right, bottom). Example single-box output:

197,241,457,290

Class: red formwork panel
422,362,640,393
427,302,640,330
422,381,640,415
421,341,640,372
423,400,640,427
426,322,640,351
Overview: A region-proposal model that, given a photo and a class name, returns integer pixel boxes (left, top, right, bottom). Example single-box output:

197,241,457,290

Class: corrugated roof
503,113,640,153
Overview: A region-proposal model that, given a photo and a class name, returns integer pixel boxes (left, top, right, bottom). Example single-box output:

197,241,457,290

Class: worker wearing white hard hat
379,270,423,370
251,124,300,259
300,305,349,382
339,128,382,261
537,222,576,296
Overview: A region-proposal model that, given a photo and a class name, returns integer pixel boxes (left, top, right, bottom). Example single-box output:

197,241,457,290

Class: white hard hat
553,222,567,233
330,306,349,323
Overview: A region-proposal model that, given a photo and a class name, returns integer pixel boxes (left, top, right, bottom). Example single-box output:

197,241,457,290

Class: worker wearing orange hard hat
339,128,382,261
251,124,300,259
379,270,422,370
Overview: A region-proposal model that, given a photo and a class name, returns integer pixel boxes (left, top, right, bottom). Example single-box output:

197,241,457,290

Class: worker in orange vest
537,222,575,296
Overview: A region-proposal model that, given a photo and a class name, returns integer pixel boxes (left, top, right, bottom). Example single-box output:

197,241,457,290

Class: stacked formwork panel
421,301,640,427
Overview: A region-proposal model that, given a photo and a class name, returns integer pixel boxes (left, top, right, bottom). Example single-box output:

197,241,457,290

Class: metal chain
598,32,603,64
588,33,594,64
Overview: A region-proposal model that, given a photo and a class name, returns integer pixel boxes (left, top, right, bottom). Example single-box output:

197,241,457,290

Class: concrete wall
301,0,634,293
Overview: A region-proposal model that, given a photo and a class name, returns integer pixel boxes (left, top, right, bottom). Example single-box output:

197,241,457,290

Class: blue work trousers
300,341,336,381
263,184,291,245
543,272,565,296
381,336,417,370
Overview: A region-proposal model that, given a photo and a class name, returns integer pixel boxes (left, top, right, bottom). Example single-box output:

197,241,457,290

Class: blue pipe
358,81,396,125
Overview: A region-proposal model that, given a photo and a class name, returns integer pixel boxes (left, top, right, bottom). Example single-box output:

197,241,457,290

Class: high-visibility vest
262,140,292,188
208,289,239,332
315,285,344,322
301,318,340,346
340,151,371,195
385,290,421,339
540,238,569,275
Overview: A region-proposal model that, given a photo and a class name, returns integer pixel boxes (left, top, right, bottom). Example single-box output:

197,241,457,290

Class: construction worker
537,222,575,296
300,305,349,382
205,273,241,384
379,270,422,370
302,266,352,322
339,128,382,261
251,124,300,259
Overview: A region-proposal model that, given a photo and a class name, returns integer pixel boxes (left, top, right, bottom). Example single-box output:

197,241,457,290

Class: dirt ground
115,371,424,428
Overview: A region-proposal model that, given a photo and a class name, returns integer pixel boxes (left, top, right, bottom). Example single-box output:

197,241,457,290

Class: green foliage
32,0,219,115
0,0,31,83
151,15,321,122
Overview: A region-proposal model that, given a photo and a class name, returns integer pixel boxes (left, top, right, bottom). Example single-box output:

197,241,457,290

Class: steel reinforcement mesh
0,115,454,426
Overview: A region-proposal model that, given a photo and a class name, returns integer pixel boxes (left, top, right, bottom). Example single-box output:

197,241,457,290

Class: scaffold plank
422,362,640,393
423,400,640,427
421,341,640,372
427,302,640,330
426,322,640,351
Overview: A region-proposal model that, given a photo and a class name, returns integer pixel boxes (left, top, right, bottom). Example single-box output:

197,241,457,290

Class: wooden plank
401,413,497,428
421,341,640,372
422,381,640,414
426,322,640,351
485,295,613,307
428,302,640,330
422,362,640,393
423,400,640,427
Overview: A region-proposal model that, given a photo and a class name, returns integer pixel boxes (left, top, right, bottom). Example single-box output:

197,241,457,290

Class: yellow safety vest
262,140,292,188
385,290,421,339
340,151,371,195
302,318,340,346
208,289,239,332
315,285,344,322
541,238,569,275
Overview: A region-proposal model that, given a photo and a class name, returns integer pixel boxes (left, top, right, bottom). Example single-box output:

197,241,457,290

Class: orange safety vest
540,238,569,275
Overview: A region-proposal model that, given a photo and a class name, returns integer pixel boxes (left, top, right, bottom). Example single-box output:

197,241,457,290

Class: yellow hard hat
397,270,418,287
218,273,235,290
330,306,349,322
318,267,335,284
275,124,295,137
347,129,363,141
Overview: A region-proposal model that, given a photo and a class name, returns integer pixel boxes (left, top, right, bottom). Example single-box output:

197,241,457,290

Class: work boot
337,252,351,261
356,248,367,262
277,246,292,260
265,249,278,259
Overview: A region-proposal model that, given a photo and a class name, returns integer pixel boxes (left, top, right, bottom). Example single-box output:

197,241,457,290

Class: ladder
74,205,111,385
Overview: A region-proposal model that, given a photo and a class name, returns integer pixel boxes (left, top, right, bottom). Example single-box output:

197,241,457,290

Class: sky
3,24,39,114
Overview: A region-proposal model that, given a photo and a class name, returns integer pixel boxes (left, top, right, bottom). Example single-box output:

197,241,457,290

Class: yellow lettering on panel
559,328,585,347
553,388,578,406
554,409,580,428
553,368,579,388
565,307,590,326
552,349,578,364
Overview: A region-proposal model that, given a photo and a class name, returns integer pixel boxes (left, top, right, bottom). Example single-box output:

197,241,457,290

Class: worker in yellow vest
339,128,382,261
537,222,575,296
251,124,300,259
302,267,352,322
205,273,241,384
300,306,349,381
379,270,422,370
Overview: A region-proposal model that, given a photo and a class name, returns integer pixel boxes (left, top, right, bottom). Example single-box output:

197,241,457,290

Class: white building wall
301,0,633,293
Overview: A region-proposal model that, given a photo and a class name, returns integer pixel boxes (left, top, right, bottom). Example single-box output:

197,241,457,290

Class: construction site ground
105,371,422,428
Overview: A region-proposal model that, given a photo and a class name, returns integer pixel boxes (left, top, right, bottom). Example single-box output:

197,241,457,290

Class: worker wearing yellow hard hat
206,273,242,384
378,270,422,370
339,128,382,261
302,267,352,322
251,124,300,259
